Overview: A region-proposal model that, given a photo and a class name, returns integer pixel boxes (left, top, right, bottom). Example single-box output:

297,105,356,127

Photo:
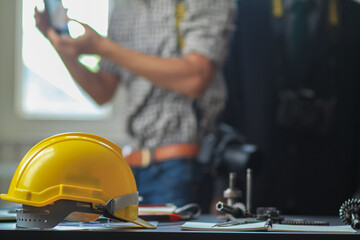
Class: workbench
0,214,359,240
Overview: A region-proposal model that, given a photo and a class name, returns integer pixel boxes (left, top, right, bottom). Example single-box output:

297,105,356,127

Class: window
20,0,111,120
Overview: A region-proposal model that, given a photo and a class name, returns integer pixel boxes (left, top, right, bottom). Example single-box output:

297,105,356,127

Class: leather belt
124,143,199,168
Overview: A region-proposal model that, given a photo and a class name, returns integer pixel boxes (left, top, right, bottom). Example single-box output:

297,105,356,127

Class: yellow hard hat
0,132,155,229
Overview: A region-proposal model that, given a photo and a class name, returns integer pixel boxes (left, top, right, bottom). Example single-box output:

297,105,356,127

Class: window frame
0,0,127,144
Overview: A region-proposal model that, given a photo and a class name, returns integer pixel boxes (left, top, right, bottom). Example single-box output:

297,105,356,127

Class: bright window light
20,0,111,120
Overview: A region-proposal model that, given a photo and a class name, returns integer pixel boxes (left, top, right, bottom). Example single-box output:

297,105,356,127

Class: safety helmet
0,132,155,229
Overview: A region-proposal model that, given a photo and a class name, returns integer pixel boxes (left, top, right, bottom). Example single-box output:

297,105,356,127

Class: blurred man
35,0,236,207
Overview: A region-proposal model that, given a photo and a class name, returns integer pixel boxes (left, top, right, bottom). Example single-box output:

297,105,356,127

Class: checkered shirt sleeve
181,0,236,66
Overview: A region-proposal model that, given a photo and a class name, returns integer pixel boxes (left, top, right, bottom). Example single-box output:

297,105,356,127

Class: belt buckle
140,149,151,168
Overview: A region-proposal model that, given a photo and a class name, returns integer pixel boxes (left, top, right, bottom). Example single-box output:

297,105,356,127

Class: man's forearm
98,38,213,99
57,50,119,105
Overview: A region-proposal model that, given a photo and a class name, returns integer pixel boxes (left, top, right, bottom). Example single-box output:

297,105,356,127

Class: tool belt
125,143,199,168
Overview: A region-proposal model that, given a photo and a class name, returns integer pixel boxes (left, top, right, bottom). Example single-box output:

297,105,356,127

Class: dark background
219,0,360,216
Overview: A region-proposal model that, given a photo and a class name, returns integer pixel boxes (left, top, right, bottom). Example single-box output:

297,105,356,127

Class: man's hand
46,21,104,59
34,7,51,38
35,5,104,59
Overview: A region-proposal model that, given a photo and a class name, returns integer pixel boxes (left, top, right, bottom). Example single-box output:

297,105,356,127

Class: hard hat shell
1,132,155,228
1,132,136,207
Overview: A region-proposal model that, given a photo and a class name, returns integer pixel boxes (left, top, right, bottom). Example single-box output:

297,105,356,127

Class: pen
139,213,183,222
212,218,259,227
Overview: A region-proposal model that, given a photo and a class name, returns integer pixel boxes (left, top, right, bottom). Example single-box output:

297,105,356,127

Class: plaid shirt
100,0,236,149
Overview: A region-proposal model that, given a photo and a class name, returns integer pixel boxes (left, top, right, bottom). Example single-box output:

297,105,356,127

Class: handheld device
44,0,69,35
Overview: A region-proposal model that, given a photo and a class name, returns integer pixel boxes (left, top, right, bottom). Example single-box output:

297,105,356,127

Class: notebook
181,221,357,234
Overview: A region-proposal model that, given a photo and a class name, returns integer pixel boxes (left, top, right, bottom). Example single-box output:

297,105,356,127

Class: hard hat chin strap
16,192,139,229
